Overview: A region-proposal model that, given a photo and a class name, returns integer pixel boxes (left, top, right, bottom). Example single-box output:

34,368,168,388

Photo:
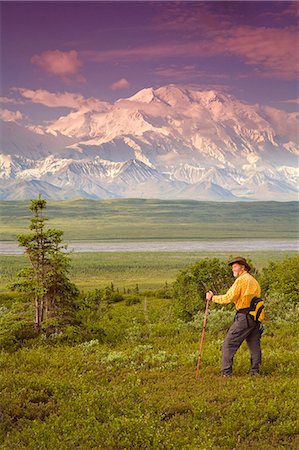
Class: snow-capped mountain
0,85,298,200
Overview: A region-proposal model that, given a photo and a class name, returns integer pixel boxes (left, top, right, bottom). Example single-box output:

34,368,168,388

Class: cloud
16,88,108,112
283,1,299,17
82,23,298,81
153,65,230,81
152,1,232,33
281,98,299,104
18,88,85,108
262,1,299,20
0,96,23,105
31,49,85,82
111,78,130,90
82,42,219,65
216,25,299,80
79,1,297,82
261,105,299,141
0,109,23,122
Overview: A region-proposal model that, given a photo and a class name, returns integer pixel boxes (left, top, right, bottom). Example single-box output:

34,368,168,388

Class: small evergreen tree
10,195,79,332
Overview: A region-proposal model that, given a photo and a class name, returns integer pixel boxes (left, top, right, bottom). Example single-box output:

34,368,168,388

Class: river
0,240,298,255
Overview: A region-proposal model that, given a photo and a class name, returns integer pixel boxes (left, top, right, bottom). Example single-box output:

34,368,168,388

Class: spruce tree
11,195,79,332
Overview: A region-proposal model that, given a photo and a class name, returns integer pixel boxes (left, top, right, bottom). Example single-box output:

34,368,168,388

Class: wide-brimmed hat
228,257,251,272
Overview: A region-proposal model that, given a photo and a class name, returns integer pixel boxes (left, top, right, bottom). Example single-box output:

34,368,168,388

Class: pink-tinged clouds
216,26,299,80
153,65,230,81
17,88,85,108
1,1,298,115
31,50,85,83
0,109,23,122
16,88,108,111
152,1,232,33
0,96,22,105
281,1,299,17
111,78,130,90
261,105,299,142
281,98,299,104
81,24,298,81
82,41,215,62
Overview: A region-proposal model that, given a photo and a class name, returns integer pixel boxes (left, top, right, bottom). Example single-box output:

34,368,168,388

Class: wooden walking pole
196,297,210,378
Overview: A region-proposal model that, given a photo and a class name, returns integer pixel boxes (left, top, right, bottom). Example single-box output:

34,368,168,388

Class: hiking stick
196,296,210,378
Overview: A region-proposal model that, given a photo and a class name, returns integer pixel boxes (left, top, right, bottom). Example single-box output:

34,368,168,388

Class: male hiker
205,257,263,377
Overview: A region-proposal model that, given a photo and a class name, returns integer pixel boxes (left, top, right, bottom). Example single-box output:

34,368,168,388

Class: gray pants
222,312,262,376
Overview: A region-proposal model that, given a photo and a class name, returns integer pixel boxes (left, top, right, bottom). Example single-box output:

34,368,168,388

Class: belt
235,309,255,328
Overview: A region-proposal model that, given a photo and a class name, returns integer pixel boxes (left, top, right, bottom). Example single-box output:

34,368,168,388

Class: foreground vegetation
0,199,298,241
1,252,298,449
1,301,298,449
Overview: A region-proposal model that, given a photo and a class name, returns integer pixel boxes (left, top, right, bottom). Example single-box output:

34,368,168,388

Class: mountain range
0,84,298,201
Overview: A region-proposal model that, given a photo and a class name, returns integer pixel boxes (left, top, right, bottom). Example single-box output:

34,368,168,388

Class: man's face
232,263,245,278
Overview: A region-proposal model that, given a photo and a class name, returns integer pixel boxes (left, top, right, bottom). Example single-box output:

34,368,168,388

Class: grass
0,199,298,241
0,250,298,292
1,294,298,449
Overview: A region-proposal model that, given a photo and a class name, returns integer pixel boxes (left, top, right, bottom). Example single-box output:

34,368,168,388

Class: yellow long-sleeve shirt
212,272,261,310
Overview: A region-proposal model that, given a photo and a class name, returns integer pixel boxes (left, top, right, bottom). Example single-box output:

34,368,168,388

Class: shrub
80,323,106,343
125,295,141,306
101,285,124,304
264,294,299,324
0,381,58,427
143,350,178,370
148,322,181,337
101,351,129,369
193,307,235,334
80,289,102,309
0,318,38,351
155,282,174,299
173,257,235,321
108,292,125,304
260,255,299,304
0,306,9,318
0,299,37,351
140,289,156,298
0,292,20,307
79,339,101,353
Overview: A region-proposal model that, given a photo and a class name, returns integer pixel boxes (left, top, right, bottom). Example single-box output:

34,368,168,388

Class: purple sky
1,1,298,124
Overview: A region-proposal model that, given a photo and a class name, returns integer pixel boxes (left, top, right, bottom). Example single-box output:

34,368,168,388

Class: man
206,257,262,377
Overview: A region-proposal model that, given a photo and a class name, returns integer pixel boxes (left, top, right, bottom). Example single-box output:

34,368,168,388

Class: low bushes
172,255,299,324
172,257,235,320
260,255,299,304
125,295,141,306
2,255,298,351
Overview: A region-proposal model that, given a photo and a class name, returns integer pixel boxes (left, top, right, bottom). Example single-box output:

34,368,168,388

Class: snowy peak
126,87,156,104
126,85,228,108
0,84,298,200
